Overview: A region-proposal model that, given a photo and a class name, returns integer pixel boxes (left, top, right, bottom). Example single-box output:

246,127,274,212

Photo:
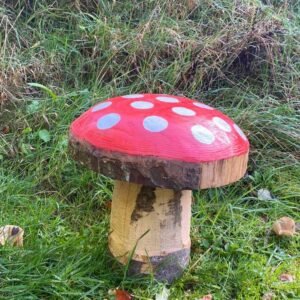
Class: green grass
0,0,299,299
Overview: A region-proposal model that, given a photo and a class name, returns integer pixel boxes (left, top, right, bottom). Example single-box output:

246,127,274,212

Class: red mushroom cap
69,94,249,189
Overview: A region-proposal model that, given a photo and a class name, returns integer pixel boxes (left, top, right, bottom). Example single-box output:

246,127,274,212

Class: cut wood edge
198,151,249,189
69,133,249,190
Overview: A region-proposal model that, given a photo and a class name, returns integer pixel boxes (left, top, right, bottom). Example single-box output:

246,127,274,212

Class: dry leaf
279,273,295,282
0,225,24,247
262,292,274,300
2,125,10,134
115,289,132,300
200,295,213,300
272,217,296,237
156,287,170,300
262,291,275,300
257,189,273,200
105,200,112,210
0,91,8,102
260,214,269,223
186,0,198,11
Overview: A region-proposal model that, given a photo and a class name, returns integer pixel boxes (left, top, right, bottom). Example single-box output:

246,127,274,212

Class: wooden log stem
109,180,192,283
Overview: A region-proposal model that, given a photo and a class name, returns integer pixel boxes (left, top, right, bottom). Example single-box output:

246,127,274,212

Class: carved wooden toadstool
69,93,249,283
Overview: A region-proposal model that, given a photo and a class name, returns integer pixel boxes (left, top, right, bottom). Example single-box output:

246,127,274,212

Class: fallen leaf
257,189,273,200
272,217,296,237
115,289,132,300
0,225,24,247
38,129,51,143
105,200,112,210
156,287,170,300
26,100,40,113
260,214,269,223
262,292,275,300
200,294,213,300
186,0,198,11
0,91,8,102
2,126,10,134
279,273,295,282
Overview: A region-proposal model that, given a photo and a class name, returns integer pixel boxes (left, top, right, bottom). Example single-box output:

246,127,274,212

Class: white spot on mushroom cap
131,101,154,109
156,96,179,103
92,101,112,112
122,94,144,99
97,113,121,130
191,125,215,144
172,107,196,116
193,102,214,110
233,124,247,140
213,117,231,132
143,116,168,132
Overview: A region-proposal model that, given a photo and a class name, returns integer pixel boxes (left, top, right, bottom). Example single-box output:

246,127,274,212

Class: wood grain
109,180,191,277
69,133,249,190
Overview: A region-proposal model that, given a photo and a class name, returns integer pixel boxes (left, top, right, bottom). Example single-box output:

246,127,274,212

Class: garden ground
0,1,299,299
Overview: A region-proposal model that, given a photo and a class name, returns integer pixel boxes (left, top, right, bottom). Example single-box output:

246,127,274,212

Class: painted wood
70,93,249,163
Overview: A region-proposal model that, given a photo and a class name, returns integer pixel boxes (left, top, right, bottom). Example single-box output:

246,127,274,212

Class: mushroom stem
109,180,192,283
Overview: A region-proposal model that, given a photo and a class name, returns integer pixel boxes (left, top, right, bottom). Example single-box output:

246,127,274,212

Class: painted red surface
70,94,249,163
